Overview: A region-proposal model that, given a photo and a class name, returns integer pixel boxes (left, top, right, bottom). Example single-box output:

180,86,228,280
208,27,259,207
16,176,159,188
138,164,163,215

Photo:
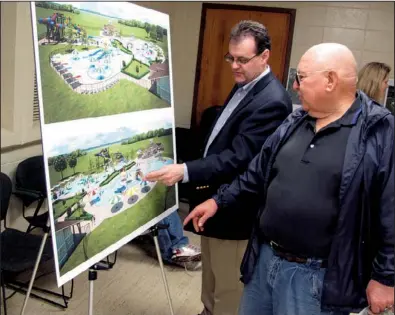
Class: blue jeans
239,243,348,315
157,211,189,263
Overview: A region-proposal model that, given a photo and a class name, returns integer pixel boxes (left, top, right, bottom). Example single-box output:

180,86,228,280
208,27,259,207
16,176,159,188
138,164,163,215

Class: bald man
184,43,394,315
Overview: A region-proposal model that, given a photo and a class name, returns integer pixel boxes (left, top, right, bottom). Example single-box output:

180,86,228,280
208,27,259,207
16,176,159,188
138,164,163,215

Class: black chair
0,172,73,312
175,106,221,164
198,105,222,149
175,127,197,164
13,155,48,233
175,106,222,203
0,172,12,315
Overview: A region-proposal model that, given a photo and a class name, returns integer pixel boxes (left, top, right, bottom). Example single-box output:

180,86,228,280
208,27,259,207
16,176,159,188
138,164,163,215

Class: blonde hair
357,62,391,103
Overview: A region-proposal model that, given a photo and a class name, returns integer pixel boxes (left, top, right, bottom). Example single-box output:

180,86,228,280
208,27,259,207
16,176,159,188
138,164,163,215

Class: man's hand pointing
183,198,218,232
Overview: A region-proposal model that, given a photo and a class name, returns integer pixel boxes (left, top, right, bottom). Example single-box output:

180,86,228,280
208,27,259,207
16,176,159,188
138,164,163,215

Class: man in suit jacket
145,20,292,315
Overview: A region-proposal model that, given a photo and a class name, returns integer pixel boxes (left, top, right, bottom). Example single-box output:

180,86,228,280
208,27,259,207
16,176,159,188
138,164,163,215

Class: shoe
171,259,202,271
171,244,201,262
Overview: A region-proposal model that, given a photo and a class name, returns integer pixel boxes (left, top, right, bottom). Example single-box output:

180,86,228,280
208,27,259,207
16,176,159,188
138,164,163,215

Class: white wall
1,1,394,228
1,3,44,229
2,1,393,133
1,3,41,149
153,1,394,128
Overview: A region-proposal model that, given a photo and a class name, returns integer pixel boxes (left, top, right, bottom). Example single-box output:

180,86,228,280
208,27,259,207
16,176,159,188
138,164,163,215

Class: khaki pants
200,236,248,315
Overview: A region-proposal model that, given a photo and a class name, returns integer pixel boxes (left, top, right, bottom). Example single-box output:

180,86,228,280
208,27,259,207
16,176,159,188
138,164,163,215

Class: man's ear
261,49,270,64
325,70,338,92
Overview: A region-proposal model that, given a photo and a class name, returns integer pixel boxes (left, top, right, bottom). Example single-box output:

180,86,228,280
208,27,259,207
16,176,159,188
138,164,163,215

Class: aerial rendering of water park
45,109,176,281
33,2,172,124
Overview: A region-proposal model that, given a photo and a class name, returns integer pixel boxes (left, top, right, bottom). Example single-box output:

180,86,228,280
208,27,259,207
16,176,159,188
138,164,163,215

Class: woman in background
357,61,391,104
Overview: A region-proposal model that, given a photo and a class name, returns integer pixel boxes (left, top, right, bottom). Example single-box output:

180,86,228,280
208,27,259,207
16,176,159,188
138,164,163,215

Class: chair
13,155,48,233
175,127,198,163
0,172,12,314
175,105,222,203
198,105,222,148
0,172,73,313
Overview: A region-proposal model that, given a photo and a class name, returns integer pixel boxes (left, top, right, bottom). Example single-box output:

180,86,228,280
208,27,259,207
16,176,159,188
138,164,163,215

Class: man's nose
231,61,240,70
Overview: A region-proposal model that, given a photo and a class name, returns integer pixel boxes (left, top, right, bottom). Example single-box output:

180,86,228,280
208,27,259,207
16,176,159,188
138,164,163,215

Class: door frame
191,2,296,128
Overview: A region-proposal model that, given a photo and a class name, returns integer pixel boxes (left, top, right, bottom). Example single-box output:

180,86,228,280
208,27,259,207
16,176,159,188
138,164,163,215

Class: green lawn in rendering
111,39,133,55
53,193,85,219
122,60,150,79
117,24,148,39
60,183,176,274
48,135,174,185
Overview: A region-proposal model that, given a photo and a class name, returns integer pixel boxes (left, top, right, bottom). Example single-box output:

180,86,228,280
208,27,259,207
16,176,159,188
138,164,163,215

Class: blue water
94,158,173,207
96,51,107,61
89,49,102,57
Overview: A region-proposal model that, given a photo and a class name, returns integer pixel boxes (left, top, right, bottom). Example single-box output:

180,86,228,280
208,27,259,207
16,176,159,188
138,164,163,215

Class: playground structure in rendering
38,12,82,43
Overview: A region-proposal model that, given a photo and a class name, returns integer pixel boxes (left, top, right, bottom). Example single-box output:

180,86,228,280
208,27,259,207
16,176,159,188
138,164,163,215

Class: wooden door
192,3,295,127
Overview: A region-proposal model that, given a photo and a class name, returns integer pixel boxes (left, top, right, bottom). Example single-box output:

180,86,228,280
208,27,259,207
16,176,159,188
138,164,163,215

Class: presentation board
31,1,178,286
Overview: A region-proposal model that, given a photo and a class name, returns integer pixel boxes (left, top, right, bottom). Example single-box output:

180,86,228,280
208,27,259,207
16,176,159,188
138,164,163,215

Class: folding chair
0,172,73,312
13,155,48,233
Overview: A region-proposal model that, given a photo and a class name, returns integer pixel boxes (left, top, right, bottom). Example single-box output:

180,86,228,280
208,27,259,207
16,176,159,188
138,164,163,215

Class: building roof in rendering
148,61,169,80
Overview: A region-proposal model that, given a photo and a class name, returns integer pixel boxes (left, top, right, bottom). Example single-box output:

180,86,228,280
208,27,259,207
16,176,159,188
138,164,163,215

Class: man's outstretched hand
183,199,218,232
144,164,184,186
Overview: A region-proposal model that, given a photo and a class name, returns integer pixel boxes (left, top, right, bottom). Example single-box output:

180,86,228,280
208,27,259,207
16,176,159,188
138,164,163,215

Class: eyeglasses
294,69,331,86
224,52,259,65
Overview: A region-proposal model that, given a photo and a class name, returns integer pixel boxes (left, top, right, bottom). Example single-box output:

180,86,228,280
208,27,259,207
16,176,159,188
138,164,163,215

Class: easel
87,223,175,315
19,184,175,315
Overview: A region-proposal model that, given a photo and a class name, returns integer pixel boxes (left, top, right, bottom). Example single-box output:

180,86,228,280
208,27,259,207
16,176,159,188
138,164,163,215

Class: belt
269,240,328,268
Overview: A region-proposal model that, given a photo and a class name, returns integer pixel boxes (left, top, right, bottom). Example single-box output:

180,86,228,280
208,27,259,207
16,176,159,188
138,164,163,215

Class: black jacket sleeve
185,100,290,183
371,115,395,286
212,121,285,210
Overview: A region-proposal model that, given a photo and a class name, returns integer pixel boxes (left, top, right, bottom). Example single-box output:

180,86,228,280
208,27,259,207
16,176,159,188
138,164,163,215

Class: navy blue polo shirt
260,98,361,259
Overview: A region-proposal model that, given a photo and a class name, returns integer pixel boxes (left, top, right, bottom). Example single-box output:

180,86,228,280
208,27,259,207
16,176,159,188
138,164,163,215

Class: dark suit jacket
184,71,292,240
